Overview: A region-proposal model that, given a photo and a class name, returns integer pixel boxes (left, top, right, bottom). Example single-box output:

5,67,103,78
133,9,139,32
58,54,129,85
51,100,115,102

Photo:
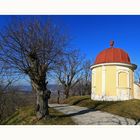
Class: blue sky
0,15,140,85
50,15,140,66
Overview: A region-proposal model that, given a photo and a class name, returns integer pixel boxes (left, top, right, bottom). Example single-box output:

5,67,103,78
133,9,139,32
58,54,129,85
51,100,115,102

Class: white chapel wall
134,83,140,99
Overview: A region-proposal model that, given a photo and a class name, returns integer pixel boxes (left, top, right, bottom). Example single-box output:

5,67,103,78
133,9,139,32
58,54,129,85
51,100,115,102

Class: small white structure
91,41,140,101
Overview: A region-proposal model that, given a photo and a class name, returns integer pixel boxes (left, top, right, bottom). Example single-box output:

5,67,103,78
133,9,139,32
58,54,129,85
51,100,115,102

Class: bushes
0,91,35,122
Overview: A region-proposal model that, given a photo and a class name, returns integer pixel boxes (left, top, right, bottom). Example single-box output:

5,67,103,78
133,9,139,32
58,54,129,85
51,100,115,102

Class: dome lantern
110,40,114,48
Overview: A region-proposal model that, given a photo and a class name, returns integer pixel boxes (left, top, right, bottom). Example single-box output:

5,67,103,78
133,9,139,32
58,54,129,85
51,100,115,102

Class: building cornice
90,62,137,70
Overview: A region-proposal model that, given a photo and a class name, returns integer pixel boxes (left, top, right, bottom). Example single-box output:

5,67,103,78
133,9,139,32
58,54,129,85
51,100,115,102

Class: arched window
118,72,129,88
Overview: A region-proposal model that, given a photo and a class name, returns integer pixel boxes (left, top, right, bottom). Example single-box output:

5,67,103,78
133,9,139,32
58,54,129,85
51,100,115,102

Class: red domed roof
94,41,131,65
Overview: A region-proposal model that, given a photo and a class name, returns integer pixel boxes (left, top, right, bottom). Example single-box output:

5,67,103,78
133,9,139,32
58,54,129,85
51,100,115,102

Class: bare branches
55,49,84,98
135,68,140,83
0,18,68,76
0,17,69,118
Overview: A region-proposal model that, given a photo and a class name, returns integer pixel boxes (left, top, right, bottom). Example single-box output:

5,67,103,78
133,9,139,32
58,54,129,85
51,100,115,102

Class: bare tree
0,63,21,121
82,60,91,95
55,50,84,98
135,68,140,84
0,18,68,119
70,60,91,96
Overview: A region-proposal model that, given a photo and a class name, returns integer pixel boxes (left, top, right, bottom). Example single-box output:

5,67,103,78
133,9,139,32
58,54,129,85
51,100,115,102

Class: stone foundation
91,94,133,101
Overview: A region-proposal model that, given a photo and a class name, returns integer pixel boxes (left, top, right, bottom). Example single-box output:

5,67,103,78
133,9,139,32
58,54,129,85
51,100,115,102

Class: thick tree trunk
64,87,70,99
36,90,49,119
65,93,69,99
31,81,49,119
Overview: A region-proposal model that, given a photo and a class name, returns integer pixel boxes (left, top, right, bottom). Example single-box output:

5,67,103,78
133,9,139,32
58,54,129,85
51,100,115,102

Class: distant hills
16,84,62,93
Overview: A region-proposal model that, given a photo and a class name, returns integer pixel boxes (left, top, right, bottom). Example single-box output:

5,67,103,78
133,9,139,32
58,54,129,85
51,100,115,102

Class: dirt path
50,104,136,125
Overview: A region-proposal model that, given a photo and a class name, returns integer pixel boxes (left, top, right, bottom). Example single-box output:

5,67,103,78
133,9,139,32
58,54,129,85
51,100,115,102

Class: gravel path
50,104,136,125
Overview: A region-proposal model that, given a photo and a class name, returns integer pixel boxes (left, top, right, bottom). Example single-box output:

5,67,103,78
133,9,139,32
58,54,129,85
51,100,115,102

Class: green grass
64,96,140,121
1,106,75,125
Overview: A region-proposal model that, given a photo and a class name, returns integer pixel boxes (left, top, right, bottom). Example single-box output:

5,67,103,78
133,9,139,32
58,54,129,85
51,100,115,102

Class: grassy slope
64,96,140,121
1,106,75,125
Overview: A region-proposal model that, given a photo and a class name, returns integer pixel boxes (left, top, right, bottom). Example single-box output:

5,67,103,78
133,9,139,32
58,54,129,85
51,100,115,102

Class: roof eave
90,62,137,70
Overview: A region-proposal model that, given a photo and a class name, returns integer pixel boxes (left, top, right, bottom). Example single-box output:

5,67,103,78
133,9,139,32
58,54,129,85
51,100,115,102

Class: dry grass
1,105,75,125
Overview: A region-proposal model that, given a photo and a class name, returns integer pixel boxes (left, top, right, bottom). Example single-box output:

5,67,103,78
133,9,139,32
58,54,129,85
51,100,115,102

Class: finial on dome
110,40,114,47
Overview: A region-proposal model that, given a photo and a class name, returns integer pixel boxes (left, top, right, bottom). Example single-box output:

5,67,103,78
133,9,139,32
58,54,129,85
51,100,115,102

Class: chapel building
90,40,140,101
